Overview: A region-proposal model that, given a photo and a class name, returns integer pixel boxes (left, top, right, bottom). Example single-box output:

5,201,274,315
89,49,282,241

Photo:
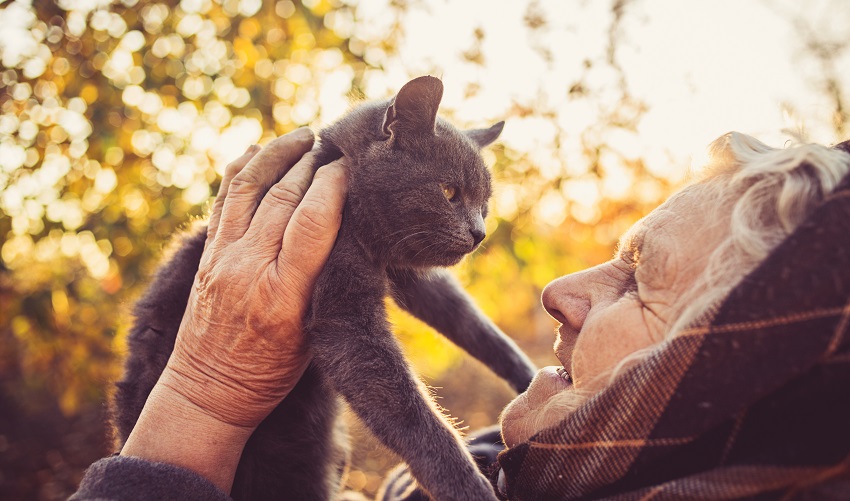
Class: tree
0,0,680,498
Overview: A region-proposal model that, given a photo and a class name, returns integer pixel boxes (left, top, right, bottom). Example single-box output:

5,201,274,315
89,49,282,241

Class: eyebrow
615,230,645,296
617,230,645,268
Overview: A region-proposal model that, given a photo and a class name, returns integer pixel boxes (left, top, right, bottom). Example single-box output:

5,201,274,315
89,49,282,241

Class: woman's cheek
571,301,654,389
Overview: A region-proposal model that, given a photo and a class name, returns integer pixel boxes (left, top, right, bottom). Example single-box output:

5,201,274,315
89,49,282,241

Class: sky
3,0,847,178
349,0,850,177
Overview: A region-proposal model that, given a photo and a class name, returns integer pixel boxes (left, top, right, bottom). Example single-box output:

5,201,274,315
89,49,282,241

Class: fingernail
294,126,313,138
244,144,258,154
328,156,349,171
324,161,350,184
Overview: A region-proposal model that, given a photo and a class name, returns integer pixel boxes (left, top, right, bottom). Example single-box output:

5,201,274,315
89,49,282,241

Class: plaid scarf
494,166,850,499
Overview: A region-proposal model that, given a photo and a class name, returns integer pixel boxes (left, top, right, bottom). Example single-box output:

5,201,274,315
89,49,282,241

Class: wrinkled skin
120,128,350,493
166,134,350,429
501,183,732,447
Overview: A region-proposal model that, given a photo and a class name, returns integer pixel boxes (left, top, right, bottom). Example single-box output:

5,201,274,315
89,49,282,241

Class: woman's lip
541,366,571,387
555,366,573,383
526,366,572,406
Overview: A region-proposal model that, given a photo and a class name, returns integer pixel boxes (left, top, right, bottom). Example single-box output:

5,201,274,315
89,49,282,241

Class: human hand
160,127,348,429
121,128,348,492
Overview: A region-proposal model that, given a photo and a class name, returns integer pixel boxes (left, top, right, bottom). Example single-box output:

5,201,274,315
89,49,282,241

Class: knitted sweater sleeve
70,455,232,501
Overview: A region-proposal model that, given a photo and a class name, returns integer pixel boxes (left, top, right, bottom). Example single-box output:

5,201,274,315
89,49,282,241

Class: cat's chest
310,231,388,311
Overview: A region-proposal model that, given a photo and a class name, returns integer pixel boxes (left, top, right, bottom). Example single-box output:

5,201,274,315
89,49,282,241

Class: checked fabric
495,164,850,499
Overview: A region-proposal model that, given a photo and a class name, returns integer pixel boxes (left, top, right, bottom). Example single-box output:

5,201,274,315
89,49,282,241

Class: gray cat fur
112,76,536,501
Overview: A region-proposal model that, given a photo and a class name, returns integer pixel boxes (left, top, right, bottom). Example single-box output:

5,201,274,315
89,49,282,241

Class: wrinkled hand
121,128,348,492
160,127,348,429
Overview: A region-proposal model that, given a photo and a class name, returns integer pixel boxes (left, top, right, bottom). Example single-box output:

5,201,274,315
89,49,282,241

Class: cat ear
382,76,444,139
464,121,505,148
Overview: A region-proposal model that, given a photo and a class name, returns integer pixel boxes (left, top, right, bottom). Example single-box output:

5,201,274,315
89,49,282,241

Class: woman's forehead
619,183,724,250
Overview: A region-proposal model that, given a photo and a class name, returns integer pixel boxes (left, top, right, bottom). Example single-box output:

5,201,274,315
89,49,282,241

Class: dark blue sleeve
70,455,232,501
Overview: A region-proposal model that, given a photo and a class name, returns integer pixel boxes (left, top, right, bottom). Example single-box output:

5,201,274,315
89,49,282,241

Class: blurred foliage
767,1,850,139
4,0,814,498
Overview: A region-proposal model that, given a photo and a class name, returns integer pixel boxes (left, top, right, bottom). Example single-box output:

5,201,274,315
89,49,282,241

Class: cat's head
347,76,503,268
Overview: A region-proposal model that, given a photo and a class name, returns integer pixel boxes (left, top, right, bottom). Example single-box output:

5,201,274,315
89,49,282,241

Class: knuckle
271,268,312,318
292,201,335,246
194,266,218,296
208,196,226,217
264,182,304,211
224,159,245,179
227,171,262,196
270,265,309,304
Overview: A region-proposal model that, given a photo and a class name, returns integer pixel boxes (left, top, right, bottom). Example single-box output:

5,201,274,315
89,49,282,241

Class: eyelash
619,266,648,308
620,271,639,296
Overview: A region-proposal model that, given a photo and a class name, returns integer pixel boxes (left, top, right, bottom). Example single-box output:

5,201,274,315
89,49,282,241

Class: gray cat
113,76,536,500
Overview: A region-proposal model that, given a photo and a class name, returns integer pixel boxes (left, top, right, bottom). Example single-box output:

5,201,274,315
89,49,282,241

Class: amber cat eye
441,183,458,201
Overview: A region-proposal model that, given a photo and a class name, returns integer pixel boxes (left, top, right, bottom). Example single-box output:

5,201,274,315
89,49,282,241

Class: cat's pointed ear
382,76,444,139
464,121,505,148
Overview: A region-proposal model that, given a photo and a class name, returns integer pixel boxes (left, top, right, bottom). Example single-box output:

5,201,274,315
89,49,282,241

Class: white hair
668,132,850,336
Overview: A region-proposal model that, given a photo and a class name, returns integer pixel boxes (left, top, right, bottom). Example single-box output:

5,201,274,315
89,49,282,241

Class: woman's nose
541,273,592,331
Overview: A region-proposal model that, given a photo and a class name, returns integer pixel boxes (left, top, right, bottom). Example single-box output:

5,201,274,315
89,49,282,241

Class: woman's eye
441,183,458,201
618,267,639,296
623,277,650,309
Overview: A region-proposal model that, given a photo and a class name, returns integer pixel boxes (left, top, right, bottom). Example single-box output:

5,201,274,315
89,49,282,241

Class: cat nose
470,228,485,246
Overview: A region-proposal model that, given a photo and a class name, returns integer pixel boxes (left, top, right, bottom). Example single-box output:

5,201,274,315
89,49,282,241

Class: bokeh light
1,0,848,498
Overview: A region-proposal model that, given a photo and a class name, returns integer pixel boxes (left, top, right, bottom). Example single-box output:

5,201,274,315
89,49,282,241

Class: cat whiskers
410,240,443,262
383,223,431,239
383,224,433,244
410,232,466,262
386,224,434,256
390,231,431,257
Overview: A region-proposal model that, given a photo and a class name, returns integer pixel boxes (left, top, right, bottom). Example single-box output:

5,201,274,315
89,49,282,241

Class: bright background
1,0,848,498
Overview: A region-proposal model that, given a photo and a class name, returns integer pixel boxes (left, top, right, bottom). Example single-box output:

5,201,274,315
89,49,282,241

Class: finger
242,149,322,251
216,127,314,246
277,160,349,302
206,145,261,249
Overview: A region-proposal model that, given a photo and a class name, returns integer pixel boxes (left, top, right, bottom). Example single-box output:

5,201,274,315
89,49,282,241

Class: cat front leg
310,317,498,501
231,365,347,501
388,268,536,393
309,257,498,500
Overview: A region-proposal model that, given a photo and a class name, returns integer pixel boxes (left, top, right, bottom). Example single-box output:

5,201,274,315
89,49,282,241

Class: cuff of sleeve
71,455,232,501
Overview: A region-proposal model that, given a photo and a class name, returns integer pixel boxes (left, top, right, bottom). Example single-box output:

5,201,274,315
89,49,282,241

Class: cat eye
441,183,458,202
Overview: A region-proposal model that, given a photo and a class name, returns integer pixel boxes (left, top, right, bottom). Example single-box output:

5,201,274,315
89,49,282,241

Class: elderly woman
73,131,850,500
493,134,850,499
